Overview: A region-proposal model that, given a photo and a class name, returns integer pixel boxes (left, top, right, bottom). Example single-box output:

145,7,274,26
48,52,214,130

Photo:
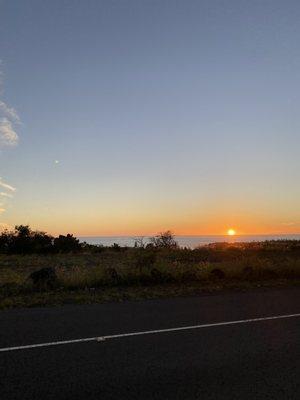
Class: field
1,240,300,309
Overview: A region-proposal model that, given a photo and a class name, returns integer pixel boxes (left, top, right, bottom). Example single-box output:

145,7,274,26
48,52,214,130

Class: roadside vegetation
0,226,299,308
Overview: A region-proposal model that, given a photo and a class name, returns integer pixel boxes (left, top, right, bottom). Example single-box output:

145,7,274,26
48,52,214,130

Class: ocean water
79,234,300,248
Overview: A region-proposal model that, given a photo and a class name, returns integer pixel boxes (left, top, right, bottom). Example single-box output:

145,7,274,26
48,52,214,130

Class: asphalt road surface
0,287,299,399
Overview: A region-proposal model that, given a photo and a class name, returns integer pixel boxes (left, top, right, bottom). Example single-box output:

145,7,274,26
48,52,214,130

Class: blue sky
0,0,299,235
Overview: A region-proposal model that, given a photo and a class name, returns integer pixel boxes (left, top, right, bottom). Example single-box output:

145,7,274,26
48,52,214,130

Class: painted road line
0,313,299,353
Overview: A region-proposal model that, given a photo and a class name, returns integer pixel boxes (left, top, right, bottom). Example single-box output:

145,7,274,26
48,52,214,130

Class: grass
0,242,300,309
2,280,299,310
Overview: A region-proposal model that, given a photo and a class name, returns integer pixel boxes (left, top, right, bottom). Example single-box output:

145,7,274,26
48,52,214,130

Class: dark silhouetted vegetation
53,234,81,253
29,267,58,290
0,225,81,254
149,230,178,249
0,225,299,308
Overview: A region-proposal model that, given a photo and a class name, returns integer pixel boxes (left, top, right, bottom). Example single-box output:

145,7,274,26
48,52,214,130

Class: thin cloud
0,117,19,146
0,101,20,123
0,192,13,198
0,66,20,147
0,64,18,226
0,178,16,192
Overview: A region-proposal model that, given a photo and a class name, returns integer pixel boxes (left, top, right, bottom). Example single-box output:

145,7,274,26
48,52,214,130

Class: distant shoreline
79,234,300,248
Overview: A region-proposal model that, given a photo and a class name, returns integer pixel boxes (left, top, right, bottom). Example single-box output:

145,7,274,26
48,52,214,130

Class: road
0,287,299,399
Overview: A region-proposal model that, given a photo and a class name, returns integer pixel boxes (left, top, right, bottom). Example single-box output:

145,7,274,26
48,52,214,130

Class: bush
53,234,81,253
210,268,226,280
29,267,58,291
150,231,178,249
0,225,54,254
0,226,83,254
134,249,156,273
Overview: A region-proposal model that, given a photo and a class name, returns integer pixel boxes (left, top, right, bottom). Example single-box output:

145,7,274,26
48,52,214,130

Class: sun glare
227,229,236,236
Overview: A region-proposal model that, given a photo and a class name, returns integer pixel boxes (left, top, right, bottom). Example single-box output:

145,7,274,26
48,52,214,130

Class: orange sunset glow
227,229,236,236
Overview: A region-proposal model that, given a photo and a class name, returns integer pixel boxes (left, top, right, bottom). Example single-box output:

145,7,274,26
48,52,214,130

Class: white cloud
0,66,20,147
0,101,20,123
0,178,16,192
0,64,19,225
0,117,19,146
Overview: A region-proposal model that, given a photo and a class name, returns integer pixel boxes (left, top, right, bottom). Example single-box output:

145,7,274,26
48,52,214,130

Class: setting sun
227,229,236,236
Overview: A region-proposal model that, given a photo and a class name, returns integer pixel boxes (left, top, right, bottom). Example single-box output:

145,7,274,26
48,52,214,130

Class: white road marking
0,313,299,353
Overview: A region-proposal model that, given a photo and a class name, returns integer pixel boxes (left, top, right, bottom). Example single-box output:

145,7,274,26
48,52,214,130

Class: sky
0,0,300,236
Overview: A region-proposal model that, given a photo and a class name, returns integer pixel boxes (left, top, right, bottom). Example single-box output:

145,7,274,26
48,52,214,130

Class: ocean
79,234,300,248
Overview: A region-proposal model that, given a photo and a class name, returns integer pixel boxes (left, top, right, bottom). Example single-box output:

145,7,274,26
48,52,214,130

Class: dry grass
0,245,300,309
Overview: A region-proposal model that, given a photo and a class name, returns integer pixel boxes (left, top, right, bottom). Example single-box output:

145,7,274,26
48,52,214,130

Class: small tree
0,229,12,253
11,225,32,254
133,237,146,248
15,225,31,237
53,234,81,253
150,231,178,249
31,231,53,253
